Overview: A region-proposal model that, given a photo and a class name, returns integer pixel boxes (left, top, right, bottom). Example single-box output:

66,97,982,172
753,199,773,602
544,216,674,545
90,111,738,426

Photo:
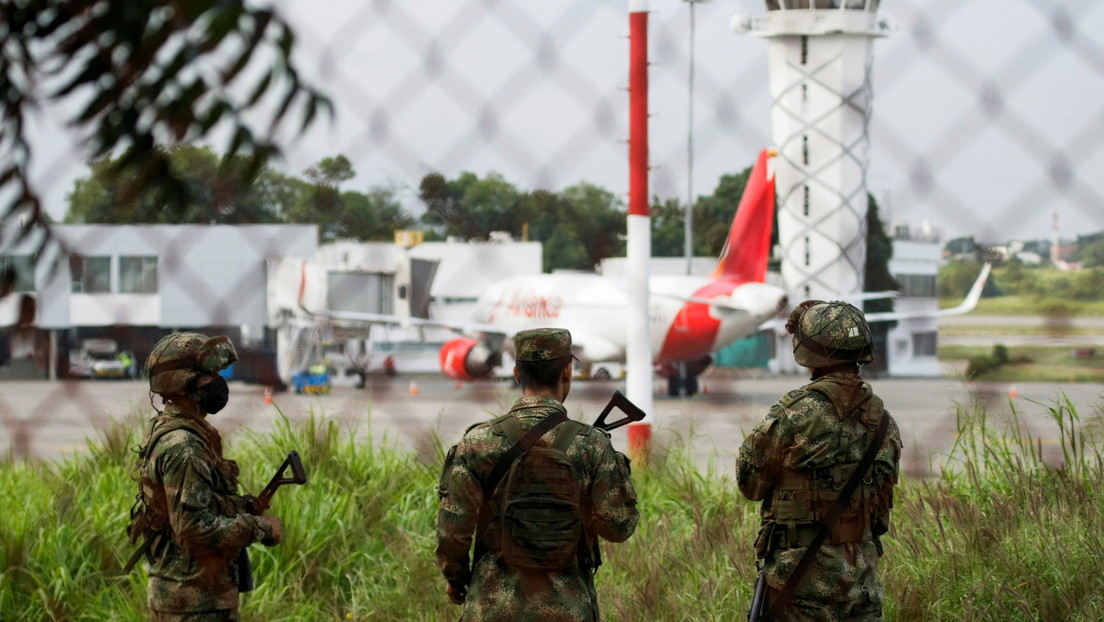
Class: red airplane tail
711,149,775,283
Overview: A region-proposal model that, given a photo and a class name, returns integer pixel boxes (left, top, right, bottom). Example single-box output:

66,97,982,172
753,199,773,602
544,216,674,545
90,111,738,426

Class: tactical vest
126,412,240,558
486,413,592,571
765,377,885,551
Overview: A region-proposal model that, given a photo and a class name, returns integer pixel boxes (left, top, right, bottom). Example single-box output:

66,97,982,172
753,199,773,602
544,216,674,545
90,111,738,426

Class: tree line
63,145,899,282
63,145,776,273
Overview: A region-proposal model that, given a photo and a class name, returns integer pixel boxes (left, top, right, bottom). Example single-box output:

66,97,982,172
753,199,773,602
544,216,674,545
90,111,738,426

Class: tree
2,0,330,293
863,193,900,317
64,145,293,224
286,155,356,240
944,236,976,257
694,167,752,256
418,172,486,240
1076,239,1104,268
651,197,687,257
558,182,625,270
337,188,415,242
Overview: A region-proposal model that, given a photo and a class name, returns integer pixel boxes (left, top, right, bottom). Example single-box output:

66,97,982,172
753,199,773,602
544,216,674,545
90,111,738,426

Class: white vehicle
69,339,131,379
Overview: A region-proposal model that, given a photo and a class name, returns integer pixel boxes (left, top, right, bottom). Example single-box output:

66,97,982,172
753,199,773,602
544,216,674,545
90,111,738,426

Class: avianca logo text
506,292,562,319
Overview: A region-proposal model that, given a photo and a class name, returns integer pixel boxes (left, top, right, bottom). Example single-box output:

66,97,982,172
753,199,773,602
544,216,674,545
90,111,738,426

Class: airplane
293,148,790,395
288,148,992,395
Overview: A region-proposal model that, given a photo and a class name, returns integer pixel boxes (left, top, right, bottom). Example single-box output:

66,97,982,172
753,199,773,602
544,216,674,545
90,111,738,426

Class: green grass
4,400,1104,621
939,346,1104,382
939,324,1104,338
939,295,1104,316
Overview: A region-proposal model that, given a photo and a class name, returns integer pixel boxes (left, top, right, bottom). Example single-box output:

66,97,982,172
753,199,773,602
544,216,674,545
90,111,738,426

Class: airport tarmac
2,373,1102,478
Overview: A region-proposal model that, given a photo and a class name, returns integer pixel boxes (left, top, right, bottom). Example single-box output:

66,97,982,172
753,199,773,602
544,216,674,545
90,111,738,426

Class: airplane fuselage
474,273,786,365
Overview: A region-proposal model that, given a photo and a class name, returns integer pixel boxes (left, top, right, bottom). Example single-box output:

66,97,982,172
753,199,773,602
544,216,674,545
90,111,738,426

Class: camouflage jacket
435,395,639,621
137,404,272,613
736,371,902,605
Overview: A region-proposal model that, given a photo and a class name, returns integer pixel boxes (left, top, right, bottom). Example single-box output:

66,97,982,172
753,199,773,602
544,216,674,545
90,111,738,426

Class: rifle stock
748,567,768,622
592,390,646,431
238,450,308,592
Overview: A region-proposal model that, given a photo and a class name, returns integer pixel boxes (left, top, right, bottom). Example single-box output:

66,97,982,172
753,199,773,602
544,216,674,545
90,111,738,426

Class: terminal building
0,223,316,381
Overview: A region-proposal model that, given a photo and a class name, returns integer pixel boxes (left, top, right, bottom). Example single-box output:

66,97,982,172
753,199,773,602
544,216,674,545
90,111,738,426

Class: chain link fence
2,0,1103,459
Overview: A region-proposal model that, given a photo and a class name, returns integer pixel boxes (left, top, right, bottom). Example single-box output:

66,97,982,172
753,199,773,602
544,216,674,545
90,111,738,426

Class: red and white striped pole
626,0,653,460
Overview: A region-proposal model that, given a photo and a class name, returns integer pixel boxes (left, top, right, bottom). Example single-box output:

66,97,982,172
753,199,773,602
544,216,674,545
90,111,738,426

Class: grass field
3,401,1104,621
938,346,1104,383
940,295,1104,317
939,324,1104,338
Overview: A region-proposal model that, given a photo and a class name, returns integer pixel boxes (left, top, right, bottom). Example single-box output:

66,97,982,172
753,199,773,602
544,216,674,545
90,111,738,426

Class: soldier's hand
261,516,282,546
446,582,466,605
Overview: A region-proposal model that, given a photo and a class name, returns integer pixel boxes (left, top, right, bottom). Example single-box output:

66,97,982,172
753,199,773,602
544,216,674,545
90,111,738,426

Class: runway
3,372,1102,479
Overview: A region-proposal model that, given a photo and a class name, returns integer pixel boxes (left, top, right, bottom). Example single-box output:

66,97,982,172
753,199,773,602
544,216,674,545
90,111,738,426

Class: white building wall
885,238,941,377
32,225,317,329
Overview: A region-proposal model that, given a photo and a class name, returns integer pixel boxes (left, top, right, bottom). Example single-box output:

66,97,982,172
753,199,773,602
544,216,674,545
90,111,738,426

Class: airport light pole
627,0,653,458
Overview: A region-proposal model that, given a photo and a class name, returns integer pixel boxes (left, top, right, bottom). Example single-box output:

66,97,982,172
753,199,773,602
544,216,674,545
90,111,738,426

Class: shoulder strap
552,420,584,453
123,419,205,575
482,411,568,498
764,410,890,621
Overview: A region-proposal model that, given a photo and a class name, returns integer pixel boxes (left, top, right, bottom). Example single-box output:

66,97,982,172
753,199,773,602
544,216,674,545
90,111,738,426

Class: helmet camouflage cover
514,328,574,362
146,332,238,395
786,300,874,368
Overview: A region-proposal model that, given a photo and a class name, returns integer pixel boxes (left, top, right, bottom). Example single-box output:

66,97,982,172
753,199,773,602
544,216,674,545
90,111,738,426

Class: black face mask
192,374,230,414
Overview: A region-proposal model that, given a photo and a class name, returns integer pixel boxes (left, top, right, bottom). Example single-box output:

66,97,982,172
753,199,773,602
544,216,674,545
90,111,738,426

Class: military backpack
486,412,590,571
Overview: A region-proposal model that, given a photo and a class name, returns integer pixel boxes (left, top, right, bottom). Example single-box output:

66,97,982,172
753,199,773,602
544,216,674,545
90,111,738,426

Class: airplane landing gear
666,362,700,397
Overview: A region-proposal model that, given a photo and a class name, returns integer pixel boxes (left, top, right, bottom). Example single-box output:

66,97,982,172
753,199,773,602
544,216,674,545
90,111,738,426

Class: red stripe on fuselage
656,279,740,363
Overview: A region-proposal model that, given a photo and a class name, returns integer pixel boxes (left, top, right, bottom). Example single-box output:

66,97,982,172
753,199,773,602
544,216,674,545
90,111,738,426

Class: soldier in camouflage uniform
738,301,902,621
127,333,282,622
436,328,639,621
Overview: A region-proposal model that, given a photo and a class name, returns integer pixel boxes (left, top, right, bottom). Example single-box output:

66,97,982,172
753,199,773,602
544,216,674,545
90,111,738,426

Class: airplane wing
304,307,505,337
864,263,991,322
756,263,991,328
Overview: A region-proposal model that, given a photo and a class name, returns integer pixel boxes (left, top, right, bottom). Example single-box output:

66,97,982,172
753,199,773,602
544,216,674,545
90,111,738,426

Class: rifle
592,390,646,431
584,390,647,570
748,565,768,622
237,450,308,592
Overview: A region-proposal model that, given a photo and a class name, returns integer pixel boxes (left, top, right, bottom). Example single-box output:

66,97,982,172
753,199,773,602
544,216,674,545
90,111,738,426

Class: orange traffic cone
1009,385,1018,399
263,386,273,405
409,380,419,396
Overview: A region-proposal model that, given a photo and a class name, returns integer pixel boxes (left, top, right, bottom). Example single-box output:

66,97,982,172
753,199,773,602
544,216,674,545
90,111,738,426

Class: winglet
712,148,776,283
863,262,992,323
938,262,991,317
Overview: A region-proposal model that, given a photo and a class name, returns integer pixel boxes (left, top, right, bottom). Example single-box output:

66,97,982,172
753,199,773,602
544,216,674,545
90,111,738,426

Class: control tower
736,1,890,301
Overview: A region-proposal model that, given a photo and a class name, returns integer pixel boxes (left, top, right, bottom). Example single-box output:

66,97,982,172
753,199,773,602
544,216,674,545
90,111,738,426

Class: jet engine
439,337,498,380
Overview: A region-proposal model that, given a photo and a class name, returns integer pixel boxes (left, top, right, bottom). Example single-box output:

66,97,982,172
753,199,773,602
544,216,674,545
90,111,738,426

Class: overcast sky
28,0,1104,245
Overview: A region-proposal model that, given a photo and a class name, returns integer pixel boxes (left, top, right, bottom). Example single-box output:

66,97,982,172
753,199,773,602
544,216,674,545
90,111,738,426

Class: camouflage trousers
150,610,240,622
764,587,882,622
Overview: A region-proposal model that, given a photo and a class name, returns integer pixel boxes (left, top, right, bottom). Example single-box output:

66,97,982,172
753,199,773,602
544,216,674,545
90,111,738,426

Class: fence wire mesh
2,0,1104,460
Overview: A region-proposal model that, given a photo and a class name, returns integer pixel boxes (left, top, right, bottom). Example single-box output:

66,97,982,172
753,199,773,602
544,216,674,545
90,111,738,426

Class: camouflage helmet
514,328,574,362
786,300,874,368
146,332,238,396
